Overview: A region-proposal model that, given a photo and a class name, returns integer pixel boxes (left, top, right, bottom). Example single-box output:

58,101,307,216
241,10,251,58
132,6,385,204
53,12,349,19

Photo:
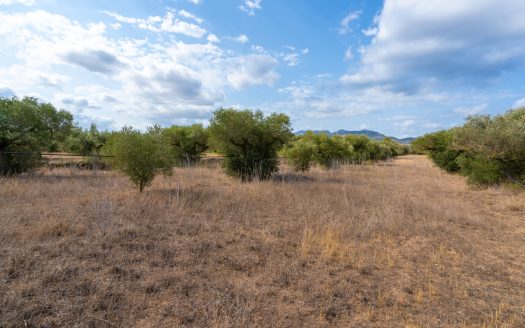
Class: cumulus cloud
341,0,525,92
240,0,262,16
0,9,283,128
64,50,124,75
227,54,279,89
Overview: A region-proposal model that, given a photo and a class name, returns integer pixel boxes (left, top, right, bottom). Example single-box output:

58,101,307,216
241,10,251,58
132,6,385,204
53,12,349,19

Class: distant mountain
294,129,415,144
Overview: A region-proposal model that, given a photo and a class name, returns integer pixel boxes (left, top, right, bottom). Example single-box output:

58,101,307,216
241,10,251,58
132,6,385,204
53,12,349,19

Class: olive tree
0,96,74,175
104,125,173,192
208,108,293,181
163,124,208,166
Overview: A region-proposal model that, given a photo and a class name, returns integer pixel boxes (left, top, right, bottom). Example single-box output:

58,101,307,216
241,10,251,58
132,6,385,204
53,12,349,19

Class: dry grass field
1,155,524,327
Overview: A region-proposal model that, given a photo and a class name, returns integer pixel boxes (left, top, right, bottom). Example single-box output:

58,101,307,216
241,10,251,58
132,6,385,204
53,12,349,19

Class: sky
1,0,525,137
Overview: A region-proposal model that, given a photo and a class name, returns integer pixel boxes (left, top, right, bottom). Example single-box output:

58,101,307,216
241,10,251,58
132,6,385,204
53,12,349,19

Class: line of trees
282,132,409,172
412,107,525,186
1,96,409,192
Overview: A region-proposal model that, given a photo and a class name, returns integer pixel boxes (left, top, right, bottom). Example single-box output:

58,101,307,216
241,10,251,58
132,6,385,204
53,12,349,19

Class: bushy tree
411,130,462,172
314,134,353,168
208,108,293,181
283,135,318,172
65,123,109,156
103,125,173,192
0,96,74,175
453,108,525,185
413,108,525,186
163,124,208,166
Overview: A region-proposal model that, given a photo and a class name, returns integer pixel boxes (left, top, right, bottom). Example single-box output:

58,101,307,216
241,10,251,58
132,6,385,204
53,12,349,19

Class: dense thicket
208,108,293,181
412,108,525,186
282,132,409,171
0,97,74,175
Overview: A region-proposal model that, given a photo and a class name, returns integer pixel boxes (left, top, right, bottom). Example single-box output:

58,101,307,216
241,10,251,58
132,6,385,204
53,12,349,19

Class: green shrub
453,108,525,185
283,136,318,172
163,124,208,166
65,123,109,156
456,154,503,185
314,134,353,168
208,108,292,181
412,130,462,172
103,125,173,192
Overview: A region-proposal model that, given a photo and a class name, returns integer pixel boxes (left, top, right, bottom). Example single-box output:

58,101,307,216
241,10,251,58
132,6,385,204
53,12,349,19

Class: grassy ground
1,155,524,327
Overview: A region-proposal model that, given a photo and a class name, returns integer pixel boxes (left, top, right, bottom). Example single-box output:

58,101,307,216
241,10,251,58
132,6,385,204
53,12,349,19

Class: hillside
295,129,415,144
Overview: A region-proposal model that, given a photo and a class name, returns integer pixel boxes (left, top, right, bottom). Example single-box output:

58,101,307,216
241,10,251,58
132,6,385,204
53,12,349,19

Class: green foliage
284,132,405,172
103,126,173,192
313,134,353,169
208,108,293,181
282,135,318,172
411,130,462,172
65,123,109,156
456,154,503,185
413,107,525,186
0,96,74,175
163,124,208,166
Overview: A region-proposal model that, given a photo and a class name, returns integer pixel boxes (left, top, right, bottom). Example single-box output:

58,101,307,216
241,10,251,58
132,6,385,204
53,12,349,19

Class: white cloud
240,0,262,16
207,34,220,43
513,97,525,108
454,103,487,116
362,27,378,36
0,0,36,5
0,9,282,128
344,46,353,61
342,0,525,92
233,34,249,44
424,123,441,129
339,10,361,35
226,54,278,89
187,0,202,4
178,9,203,24
104,10,207,38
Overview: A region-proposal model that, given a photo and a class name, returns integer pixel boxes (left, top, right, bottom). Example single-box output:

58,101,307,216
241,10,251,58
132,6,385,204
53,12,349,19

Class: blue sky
1,0,525,137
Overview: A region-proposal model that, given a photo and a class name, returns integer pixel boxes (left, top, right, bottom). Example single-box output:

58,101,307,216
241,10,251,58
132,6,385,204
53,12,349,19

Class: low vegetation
103,126,173,192
412,107,525,186
207,108,293,181
283,132,409,171
1,156,523,327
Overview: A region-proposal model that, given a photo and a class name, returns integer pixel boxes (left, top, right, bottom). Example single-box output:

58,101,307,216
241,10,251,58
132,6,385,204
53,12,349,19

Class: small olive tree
208,108,293,181
104,125,173,192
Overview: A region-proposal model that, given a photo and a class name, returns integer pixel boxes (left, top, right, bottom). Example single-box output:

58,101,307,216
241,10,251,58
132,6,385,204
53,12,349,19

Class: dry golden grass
0,155,524,327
